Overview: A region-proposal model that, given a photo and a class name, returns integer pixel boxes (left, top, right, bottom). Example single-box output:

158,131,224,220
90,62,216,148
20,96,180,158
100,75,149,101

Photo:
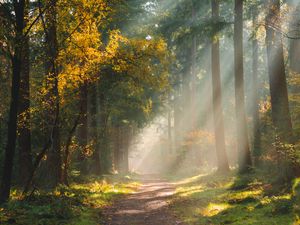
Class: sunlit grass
0,176,140,225
170,172,297,225
202,202,232,217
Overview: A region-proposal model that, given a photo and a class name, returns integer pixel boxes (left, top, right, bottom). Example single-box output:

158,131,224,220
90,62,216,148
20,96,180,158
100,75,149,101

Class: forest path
101,175,185,225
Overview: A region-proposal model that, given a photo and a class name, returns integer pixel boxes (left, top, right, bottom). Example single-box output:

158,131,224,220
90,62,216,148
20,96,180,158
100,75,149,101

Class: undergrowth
170,170,300,225
0,175,139,225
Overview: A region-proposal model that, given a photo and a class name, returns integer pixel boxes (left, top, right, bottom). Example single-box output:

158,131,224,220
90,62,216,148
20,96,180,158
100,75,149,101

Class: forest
0,0,300,224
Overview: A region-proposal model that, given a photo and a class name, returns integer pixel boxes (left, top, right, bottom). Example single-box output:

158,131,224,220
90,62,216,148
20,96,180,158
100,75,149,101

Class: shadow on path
101,176,186,225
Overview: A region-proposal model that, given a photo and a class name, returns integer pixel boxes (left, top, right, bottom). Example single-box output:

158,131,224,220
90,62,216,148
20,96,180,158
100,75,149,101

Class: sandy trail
101,177,186,225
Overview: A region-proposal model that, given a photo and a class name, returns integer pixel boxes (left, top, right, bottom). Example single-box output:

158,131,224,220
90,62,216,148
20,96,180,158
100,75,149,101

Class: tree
90,82,101,175
265,0,295,179
251,3,261,166
234,0,252,172
43,0,62,188
288,1,300,74
211,0,229,172
18,0,32,186
0,0,26,203
77,81,88,174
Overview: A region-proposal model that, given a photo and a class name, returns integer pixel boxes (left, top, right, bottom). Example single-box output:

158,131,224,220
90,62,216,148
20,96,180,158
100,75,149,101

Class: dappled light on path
102,178,185,225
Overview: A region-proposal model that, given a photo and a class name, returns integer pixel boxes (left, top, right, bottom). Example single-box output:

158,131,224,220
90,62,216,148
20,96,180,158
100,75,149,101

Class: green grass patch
170,171,299,225
0,175,140,225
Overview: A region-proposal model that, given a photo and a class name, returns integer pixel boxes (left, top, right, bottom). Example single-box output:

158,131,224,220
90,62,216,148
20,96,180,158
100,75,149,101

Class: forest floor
0,175,140,225
169,171,299,225
0,171,299,225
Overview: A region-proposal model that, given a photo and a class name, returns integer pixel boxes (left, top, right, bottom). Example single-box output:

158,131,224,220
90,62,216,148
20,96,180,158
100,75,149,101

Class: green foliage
0,176,139,225
170,171,297,225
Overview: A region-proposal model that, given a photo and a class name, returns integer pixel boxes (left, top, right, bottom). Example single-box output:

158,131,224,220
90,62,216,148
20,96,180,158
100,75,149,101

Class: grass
170,170,300,225
0,175,140,225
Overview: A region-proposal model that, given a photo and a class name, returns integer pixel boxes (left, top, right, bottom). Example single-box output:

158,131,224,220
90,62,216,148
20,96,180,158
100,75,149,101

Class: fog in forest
1,0,300,223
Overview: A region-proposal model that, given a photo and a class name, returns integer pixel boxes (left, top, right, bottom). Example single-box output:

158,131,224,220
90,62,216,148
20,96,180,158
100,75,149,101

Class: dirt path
101,177,185,225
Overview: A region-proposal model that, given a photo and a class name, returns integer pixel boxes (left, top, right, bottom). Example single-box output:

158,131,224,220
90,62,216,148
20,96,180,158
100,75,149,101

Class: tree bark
190,2,197,130
98,92,111,174
90,83,101,175
123,126,131,174
288,2,300,73
265,0,295,179
265,0,294,144
167,93,172,154
234,0,252,172
211,0,230,172
18,0,32,186
113,126,121,172
62,111,81,185
0,0,25,203
77,81,88,174
44,0,62,188
251,5,261,166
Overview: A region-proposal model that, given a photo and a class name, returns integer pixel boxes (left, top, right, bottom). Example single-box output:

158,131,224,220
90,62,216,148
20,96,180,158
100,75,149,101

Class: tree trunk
265,0,294,144
61,111,81,185
90,83,101,175
190,2,197,130
77,81,88,174
44,0,62,188
251,5,261,166
173,97,180,153
0,0,25,203
98,92,111,174
234,0,252,172
288,2,300,73
211,0,230,172
113,126,121,172
265,0,295,179
123,126,131,174
18,0,32,186
168,93,172,154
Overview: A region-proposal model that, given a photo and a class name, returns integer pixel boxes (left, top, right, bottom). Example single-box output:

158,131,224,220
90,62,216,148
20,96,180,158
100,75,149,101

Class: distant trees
158,0,300,178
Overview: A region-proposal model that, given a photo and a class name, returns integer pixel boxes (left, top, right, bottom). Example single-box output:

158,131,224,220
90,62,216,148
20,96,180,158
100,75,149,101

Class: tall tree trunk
234,0,252,172
77,81,88,174
0,0,25,203
190,2,197,130
211,0,230,172
167,93,172,154
123,126,130,174
290,40,300,73
173,91,180,153
98,92,111,174
44,0,62,188
113,126,121,172
61,111,81,186
288,2,300,74
18,0,32,186
265,0,295,179
251,5,261,166
265,0,294,144
90,83,101,175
